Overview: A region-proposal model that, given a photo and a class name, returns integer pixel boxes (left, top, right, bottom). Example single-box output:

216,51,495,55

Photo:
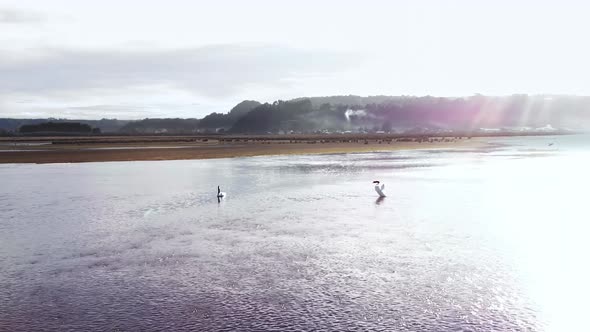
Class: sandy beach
0,136,485,163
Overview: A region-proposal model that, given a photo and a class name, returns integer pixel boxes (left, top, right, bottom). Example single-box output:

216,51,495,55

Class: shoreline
0,138,488,164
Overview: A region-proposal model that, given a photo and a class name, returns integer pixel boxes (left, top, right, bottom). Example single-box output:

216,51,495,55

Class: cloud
61,102,207,119
0,44,361,118
0,99,209,120
0,44,362,98
0,8,45,23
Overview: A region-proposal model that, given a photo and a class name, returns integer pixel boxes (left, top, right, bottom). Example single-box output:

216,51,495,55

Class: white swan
373,180,386,197
217,186,226,198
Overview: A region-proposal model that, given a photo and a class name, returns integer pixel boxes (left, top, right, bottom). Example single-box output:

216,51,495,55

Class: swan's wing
381,184,385,190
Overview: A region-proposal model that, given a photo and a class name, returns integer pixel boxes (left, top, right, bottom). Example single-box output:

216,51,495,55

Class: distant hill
198,100,261,131
228,95,590,133
2,95,589,136
292,95,404,108
230,99,312,134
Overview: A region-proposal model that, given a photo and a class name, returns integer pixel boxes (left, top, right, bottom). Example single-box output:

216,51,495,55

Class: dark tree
19,122,92,133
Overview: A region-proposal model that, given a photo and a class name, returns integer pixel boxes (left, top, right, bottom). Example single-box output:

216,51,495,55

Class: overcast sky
1,0,588,119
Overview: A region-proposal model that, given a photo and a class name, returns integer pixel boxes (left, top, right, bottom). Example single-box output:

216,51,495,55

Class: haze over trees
119,118,200,134
2,95,590,135
230,95,590,134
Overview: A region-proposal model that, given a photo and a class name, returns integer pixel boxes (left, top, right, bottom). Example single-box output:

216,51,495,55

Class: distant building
479,128,501,132
534,124,557,132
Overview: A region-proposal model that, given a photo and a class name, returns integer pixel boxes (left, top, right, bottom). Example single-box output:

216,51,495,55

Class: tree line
19,122,100,134
3,95,589,135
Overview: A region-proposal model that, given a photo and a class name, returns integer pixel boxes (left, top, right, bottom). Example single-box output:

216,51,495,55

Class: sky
0,0,589,119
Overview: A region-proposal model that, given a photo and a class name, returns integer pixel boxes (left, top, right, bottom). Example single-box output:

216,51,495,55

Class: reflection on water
1,135,589,331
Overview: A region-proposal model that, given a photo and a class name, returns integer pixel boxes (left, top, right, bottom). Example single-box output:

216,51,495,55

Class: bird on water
217,186,226,198
373,180,386,197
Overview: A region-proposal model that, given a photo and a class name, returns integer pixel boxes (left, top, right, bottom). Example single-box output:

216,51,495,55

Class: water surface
1,135,589,331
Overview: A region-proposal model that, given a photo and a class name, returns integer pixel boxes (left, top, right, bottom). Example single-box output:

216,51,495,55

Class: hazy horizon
1,93,589,122
1,0,589,119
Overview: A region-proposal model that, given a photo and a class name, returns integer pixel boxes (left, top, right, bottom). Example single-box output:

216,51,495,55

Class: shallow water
1,135,589,331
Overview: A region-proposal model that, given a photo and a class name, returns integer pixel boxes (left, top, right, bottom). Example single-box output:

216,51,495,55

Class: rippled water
1,135,589,331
